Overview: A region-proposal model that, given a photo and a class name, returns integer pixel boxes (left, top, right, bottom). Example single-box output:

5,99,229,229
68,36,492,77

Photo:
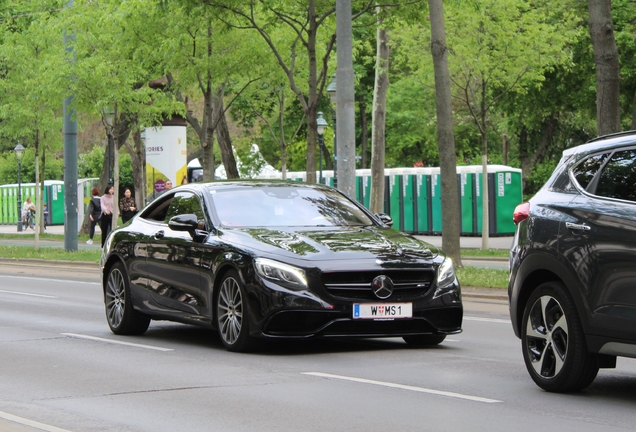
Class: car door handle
154,230,165,239
565,222,591,231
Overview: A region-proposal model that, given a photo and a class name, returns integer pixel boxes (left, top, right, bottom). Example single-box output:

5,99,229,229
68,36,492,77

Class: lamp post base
17,222,23,232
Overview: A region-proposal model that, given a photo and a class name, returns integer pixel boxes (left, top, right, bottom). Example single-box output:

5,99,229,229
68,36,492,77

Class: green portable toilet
457,166,477,236
398,168,417,233
430,168,442,234
386,169,402,231
413,168,432,234
286,171,306,182
48,182,65,225
469,165,522,236
356,169,371,209
489,165,523,235
322,170,335,187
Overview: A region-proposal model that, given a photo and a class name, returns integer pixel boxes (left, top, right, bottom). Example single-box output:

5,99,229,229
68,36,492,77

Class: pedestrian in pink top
99,185,115,247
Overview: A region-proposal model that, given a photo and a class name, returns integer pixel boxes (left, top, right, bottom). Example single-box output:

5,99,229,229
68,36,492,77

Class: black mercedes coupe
100,181,462,352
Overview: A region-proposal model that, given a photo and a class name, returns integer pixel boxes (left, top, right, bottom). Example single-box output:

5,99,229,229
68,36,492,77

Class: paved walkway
0,223,512,249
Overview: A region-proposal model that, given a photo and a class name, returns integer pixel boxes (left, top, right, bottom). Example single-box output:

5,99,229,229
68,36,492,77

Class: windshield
208,186,374,227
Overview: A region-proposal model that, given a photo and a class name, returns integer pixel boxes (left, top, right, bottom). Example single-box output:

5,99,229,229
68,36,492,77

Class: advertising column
145,124,187,200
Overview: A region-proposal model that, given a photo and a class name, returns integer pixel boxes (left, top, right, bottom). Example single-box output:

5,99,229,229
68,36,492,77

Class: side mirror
375,213,394,227
168,214,199,232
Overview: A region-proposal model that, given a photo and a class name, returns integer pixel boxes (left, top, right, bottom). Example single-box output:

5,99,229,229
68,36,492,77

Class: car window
571,153,609,191
208,186,373,227
595,149,636,201
139,194,174,222
164,192,205,224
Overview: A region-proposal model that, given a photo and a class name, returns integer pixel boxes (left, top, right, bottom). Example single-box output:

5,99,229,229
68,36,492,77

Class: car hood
217,226,439,263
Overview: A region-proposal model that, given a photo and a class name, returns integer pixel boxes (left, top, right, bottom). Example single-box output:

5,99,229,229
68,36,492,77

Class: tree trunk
631,89,636,130
588,0,621,136
481,79,489,250
113,138,119,230
305,0,319,184
360,96,369,169
335,0,356,197
429,0,462,267
369,12,389,214
128,129,146,208
34,130,40,250
213,87,239,179
502,134,509,166
39,137,46,235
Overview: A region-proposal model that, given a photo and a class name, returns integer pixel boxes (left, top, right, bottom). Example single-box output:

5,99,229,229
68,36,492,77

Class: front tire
521,281,598,392
216,270,259,352
105,262,150,335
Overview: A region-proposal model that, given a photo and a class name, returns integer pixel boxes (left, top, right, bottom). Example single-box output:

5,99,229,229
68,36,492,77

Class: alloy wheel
218,277,243,345
525,295,569,379
106,268,126,328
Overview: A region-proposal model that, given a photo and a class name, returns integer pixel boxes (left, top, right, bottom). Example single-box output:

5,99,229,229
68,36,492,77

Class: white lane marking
0,289,57,299
445,339,460,342
0,275,100,286
303,372,502,404
0,410,72,432
61,333,173,352
464,316,511,324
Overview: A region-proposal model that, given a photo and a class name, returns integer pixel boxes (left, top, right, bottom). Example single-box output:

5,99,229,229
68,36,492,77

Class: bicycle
23,210,35,230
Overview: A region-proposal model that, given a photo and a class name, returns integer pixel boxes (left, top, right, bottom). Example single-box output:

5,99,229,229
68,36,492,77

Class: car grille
321,270,435,301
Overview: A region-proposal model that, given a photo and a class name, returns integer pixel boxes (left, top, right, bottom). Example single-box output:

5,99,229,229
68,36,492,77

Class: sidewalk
0,223,512,249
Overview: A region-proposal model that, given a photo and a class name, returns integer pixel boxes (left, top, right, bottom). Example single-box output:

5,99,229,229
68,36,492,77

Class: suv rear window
595,149,636,202
571,153,609,191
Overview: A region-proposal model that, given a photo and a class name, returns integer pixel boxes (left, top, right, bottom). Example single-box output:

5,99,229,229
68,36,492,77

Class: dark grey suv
509,131,636,392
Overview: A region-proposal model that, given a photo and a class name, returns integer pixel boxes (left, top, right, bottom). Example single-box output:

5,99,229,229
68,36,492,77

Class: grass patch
456,266,508,289
0,245,100,262
461,249,508,258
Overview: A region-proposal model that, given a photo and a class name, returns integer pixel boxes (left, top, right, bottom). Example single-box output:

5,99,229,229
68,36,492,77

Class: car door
145,191,207,316
561,148,636,340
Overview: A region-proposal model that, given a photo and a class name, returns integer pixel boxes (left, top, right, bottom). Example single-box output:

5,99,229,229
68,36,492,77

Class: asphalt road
1,265,635,432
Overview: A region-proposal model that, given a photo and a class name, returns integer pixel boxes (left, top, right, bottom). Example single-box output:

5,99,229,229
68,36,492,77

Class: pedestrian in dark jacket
86,187,101,245
119,188,137,223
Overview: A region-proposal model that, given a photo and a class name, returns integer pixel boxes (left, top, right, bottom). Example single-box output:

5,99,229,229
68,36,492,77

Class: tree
369,7,390,214
428,0,462,266
445,0,577,248
588,0,621,135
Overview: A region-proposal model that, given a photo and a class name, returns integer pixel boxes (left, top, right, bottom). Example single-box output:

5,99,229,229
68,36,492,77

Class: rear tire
521,281,598,392
216,270,260,352
105,262,150,335
403,334,446,346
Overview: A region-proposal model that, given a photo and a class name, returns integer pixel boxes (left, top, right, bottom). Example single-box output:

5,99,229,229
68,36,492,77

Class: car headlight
434,257,459,298
254,258,308,290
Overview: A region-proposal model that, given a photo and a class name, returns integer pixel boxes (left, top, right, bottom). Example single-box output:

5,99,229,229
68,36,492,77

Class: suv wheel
521,281,598,392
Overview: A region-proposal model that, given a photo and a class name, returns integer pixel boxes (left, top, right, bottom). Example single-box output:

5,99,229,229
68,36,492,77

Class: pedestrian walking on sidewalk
99,185,115,247
119,188,137,224
86,187,101,245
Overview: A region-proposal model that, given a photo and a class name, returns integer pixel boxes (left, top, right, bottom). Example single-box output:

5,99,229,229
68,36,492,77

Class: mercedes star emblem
372,275,394,300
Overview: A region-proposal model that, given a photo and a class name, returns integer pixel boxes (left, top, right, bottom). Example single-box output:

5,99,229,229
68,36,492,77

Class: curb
462,286,507,301
0,257,100,271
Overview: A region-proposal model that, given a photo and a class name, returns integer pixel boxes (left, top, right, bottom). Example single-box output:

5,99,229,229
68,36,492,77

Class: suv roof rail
586,130,636,143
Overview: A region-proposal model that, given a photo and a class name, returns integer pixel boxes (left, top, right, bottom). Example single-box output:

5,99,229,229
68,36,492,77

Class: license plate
352,303,412,319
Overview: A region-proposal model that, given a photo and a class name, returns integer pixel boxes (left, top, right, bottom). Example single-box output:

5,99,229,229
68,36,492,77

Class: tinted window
139,195,173,222
208,186,373,227
595,149,636,201
164,192,205,223
572,153,609,190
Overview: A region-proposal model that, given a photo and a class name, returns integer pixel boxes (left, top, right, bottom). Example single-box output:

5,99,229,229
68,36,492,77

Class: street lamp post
326,75,337,187
316,112,329,184
14,143,24,232
103,108,115,184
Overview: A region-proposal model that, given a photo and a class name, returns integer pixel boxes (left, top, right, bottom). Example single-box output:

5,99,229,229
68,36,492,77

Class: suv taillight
513,202,530,225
